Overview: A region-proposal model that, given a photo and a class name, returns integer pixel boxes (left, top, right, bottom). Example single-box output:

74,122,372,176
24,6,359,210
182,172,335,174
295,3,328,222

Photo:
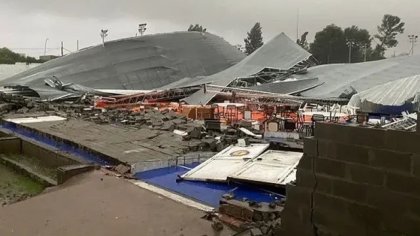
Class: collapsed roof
295,54,420,98
348,75,420,114
0,32,245,94
161,33,314,105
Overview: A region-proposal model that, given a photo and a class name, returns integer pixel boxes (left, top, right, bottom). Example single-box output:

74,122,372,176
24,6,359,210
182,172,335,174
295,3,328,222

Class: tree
0,47,43,64
343,26,372,62
244,22,263,55
310,24,347,64
187,24,206,32
372,14,405,59
297,32,309,51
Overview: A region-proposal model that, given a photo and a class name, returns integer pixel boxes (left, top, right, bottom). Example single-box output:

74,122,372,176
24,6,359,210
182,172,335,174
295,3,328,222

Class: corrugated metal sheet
181,144,270,182
0,32,245,94
228,150,302,186
295,55,420,98
348,74,420,113
166,33,312,105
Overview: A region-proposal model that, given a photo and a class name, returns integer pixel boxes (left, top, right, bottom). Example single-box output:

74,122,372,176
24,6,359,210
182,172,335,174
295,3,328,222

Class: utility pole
100,29,108,46
44,38,49,56
409,35,418,56
138,23,147,36
61,41,64,56
346,40,356,63
77,40,79,51
296,8,300,42
360,44,367,62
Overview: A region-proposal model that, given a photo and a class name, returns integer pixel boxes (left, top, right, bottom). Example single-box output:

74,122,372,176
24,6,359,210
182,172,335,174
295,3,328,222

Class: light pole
100,29,108,46
409,35,418,56
346,40,356,63
360,44,368,62
44,38,49,56
138,23,147,36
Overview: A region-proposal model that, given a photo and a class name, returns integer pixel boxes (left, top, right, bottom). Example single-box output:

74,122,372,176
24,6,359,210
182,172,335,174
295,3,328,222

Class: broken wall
281,122,420,236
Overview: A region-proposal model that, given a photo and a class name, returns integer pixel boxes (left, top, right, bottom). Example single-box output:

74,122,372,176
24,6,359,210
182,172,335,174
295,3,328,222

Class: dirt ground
0,162,44,206
0,170,233,236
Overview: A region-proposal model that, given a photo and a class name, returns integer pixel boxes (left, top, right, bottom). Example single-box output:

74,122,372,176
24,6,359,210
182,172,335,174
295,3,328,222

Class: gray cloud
1,0,419,57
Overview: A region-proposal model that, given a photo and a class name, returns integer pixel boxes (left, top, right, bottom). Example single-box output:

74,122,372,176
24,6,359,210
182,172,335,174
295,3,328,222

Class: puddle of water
0,162,45,205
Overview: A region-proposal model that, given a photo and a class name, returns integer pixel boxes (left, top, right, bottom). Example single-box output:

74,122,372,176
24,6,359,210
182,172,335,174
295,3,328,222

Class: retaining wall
281,122,420,236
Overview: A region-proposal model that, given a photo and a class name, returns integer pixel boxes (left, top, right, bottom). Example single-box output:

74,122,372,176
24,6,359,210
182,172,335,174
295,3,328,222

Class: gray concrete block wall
0,137,21,154
21,140,78,168
281,123,420,236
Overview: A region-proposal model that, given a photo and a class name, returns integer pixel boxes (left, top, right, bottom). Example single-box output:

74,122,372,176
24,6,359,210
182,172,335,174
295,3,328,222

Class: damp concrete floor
15,119,202,165
0,170,233,236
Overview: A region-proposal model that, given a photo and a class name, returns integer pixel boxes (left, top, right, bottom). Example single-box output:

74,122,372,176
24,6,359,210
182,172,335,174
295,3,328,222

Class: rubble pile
205,196,284,236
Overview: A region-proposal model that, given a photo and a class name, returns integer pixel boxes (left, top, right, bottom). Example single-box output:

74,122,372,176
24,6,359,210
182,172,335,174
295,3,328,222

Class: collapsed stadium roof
295,54,420,98
162,33,314,105
0,31,245,94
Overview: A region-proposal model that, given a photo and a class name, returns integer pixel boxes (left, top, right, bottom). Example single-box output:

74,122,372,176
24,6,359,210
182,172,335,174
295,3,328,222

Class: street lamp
100,29,108,46
44,38,49,56
138,23,147,36
346,40,356,63
409,35,418,56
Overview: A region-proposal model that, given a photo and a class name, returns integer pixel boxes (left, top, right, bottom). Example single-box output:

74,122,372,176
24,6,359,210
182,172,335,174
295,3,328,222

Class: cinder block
411,154,420,178
332,178,367,202
335,143,369,164
347,164,385,186
369,148,411,173
386,172,420,197
316,158,346,178
348,127,387,149
296,168,316,188
385,130,420,154
346,201,382,229
304,137,318,156
284,185,313,209
315,174,334,194
313,192,347,212
297,154,314,171
317,140,337,159
314,123,351,143
366,186,410,214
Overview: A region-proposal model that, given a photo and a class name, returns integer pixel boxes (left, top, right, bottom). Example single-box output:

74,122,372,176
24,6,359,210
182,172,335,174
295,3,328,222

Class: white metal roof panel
181,143,270,182
228,150,302,186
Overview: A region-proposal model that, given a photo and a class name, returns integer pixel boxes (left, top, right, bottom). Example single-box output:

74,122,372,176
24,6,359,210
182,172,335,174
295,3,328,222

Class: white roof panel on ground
228,150,302,186
181,144,270,182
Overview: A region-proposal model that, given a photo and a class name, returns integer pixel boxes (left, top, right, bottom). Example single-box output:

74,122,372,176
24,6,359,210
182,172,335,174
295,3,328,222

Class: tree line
0,47,43,64
188,14,406,64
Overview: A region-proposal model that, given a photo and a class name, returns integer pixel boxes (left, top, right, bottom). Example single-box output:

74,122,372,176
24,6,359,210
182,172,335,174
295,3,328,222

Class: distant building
39,55,59,62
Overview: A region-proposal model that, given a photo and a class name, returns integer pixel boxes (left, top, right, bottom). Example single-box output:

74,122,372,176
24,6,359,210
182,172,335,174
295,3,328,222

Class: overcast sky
1,0,419,57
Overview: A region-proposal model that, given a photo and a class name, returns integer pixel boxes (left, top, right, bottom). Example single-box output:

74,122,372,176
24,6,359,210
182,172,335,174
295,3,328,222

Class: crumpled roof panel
295,55,420,98
0,32,245,91
348,74,420,113
175,33,312,104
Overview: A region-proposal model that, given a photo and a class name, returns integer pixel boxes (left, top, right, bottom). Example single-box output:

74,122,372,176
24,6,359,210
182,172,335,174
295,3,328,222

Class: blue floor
134,163,285,208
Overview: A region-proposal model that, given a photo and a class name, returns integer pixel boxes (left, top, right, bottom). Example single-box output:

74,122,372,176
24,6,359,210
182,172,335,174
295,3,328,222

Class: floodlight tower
100,29,109,47
138,23,147,36
346,40,356,63
409,34,418,56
